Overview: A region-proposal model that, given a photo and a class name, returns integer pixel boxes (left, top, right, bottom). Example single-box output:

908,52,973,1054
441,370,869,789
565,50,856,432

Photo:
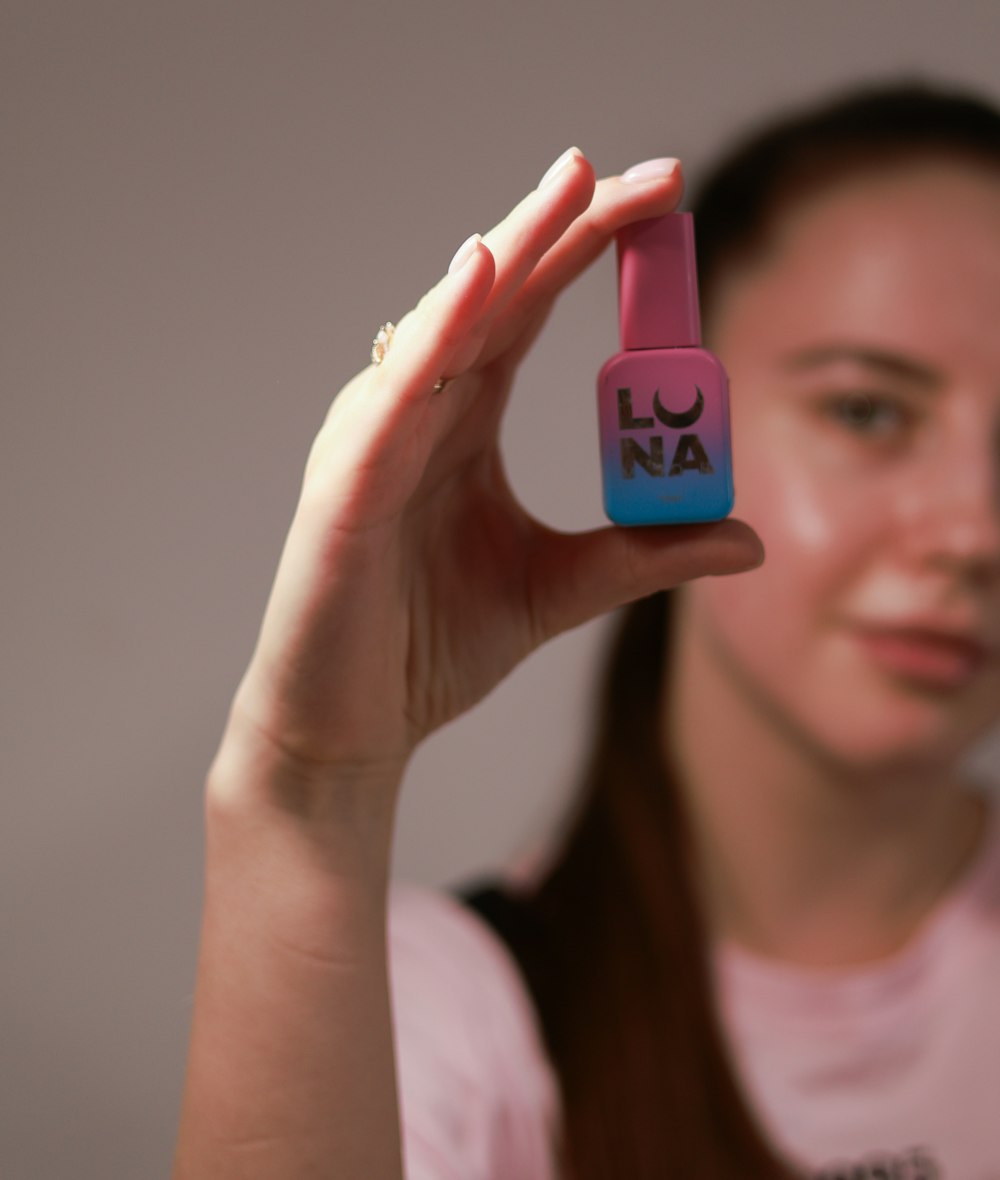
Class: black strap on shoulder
455,878,538,961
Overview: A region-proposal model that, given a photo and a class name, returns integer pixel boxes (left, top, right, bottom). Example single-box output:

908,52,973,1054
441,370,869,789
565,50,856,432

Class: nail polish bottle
597,213,734,525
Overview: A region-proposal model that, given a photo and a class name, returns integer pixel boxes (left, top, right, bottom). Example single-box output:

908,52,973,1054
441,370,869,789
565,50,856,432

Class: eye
821,391,913,439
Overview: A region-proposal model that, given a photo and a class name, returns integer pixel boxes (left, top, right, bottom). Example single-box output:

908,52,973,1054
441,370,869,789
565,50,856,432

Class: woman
173,83,1000,1179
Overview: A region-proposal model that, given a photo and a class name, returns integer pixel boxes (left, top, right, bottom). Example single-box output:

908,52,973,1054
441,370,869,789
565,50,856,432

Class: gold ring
371,320,449,391
371,322,395,366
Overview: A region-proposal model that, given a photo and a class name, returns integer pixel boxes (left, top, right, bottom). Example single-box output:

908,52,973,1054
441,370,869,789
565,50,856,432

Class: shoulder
387,880,556,1086
387,881,561,1180
389,881,537,1015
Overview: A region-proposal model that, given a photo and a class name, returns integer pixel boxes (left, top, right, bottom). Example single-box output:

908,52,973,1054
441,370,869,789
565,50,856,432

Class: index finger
480,158,685,365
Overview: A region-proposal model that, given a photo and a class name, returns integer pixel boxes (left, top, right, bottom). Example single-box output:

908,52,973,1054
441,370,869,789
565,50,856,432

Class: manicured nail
538,146,583,189
448,232,482,274
621,156,679,184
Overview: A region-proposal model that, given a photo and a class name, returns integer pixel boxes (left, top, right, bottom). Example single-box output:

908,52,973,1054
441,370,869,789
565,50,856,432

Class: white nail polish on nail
538,146,583,189
448,232,482,274
621,157,680,184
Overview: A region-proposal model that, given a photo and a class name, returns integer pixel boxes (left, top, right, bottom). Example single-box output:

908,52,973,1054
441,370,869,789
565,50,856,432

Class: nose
900,413,1000,586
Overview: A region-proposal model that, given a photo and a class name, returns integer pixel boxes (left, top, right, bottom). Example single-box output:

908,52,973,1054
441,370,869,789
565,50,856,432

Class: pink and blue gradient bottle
597,213,734,526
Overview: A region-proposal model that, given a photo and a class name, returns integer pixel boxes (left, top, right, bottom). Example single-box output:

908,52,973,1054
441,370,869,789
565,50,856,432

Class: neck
666,590,987,968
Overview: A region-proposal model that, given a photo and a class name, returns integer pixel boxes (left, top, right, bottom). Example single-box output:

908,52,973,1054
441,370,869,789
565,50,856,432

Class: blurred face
681,157,1000,767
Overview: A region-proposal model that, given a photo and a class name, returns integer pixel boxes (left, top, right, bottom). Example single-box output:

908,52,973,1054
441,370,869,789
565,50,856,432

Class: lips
850,623,995,689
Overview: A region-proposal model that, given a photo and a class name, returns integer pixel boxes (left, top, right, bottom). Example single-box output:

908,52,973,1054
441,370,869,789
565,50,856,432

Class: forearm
173,715,406,1180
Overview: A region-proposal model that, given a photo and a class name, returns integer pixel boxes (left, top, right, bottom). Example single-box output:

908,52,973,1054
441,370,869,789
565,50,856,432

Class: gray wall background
4,2,1000,1177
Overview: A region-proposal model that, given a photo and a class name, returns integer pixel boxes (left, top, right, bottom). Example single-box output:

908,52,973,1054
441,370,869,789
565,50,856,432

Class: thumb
528,519,765,641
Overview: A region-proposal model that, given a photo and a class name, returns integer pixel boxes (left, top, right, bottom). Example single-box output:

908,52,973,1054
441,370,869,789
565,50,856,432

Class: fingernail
621,156,679,184
538,146,583,189
740,545,766,570
448,232,481,274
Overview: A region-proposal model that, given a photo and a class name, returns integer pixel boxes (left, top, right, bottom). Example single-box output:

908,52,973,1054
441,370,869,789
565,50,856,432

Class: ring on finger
370,321,450,392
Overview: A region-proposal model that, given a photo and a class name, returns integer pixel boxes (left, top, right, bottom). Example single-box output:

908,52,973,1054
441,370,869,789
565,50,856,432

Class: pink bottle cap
617,212,702,350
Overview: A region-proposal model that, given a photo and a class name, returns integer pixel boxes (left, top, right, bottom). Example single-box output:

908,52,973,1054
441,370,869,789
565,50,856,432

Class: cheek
695,414,883,658
729,394,881,557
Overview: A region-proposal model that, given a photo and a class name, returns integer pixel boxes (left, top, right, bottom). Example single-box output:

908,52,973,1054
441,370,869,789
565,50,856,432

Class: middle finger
480,158,685,366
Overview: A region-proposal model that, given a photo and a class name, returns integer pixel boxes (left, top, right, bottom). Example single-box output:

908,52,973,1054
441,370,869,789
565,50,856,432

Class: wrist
205,703,406,883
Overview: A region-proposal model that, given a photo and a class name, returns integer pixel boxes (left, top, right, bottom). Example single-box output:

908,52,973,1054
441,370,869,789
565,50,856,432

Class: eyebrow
781,345,944,390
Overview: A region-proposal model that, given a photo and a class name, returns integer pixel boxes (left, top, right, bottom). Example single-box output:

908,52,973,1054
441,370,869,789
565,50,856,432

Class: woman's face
682,157,1000,767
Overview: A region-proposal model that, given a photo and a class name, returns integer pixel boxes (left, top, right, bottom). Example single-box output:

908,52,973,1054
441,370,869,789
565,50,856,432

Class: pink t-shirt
388,798,1000,1180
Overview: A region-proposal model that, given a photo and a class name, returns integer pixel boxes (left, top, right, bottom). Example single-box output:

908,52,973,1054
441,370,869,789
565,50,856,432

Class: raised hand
176,149,765,1180
220,149,763,787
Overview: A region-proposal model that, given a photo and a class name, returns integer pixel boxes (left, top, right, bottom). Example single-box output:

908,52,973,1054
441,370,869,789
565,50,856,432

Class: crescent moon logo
652,386,704,429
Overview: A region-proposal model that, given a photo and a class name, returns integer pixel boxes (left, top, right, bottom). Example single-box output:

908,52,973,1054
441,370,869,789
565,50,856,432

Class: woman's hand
178,152,764,1180
222,149,763,786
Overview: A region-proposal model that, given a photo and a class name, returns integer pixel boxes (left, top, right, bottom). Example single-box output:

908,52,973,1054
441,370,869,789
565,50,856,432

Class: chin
772,677,997,776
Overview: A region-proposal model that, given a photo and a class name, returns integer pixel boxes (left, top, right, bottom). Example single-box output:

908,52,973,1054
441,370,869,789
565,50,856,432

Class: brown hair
462,81,1000,1178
